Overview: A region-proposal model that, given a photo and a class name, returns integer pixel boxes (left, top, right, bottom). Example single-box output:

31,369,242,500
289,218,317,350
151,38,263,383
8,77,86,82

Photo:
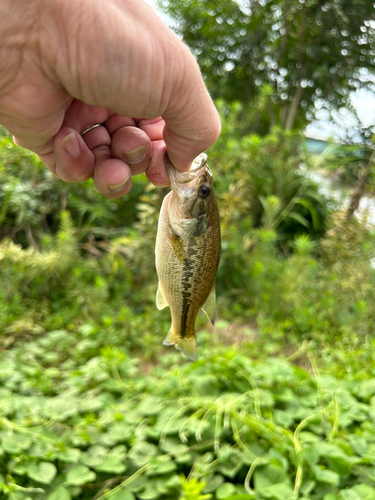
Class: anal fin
201,285,216,326
163,330,198,361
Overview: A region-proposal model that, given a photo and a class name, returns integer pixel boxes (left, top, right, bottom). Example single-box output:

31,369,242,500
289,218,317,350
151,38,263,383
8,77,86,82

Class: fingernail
108,177,130,192
122,145,148,163
62,132,81,157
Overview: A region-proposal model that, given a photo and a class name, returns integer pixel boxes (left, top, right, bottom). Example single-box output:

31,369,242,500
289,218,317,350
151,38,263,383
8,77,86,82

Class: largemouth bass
155,153,221,360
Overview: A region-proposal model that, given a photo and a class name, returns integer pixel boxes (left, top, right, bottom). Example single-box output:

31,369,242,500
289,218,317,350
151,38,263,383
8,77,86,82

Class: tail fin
163,329,198,361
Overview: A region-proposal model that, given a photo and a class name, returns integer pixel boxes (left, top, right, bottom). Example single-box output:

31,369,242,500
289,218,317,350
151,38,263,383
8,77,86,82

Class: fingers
51,102,168,195
61,101,111,134
161,49,221,172
92,145,132,199
111,126,152,176
53,128,96,182
145,139,170,187
50,0,220,174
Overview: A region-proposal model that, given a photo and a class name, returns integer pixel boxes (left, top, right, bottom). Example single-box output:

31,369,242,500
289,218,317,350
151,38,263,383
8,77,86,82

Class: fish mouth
165,153,212,189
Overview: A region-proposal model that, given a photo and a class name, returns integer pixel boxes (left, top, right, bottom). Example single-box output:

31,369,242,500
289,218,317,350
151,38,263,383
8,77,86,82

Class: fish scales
155,153,221,361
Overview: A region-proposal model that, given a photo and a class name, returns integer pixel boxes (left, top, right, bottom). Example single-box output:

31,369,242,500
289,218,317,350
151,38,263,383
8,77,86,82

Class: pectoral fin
201,285,216,326
156,283,168,310
169,235,187,265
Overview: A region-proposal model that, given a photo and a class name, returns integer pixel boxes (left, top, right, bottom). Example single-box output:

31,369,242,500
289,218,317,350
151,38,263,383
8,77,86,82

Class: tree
160,0,375,132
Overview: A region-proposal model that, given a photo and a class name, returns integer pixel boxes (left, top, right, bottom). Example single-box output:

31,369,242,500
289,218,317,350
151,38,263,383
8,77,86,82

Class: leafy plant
1,336,375,499
210,124,330,250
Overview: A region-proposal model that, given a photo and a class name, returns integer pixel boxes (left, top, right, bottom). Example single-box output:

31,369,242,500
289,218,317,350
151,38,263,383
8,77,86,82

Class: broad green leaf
314,468,340,486
155,478,170,495
351,484,375,500
146,456,176,476
219,496,255,500
47,486,71,500
316,443,353,460
27,462,57,484
340,490,361,500
1,433,32,454
300,480,315,496
137,396,163,416
363,443,375,460
94,456,126,474
216,483,236,499
349,435,367,456
28,441,55,458
125,475,147,492
80,445,108,467
107,423,132,443
128,442,159,467
137,483,160,500
261,483,296,500
274,409,294,428
109,491,135,500
254,465,288,490
358,380,375,400
203,475,224,493
303,445,319,466
55,447,81,463
219,461,244,478
65,465,96,486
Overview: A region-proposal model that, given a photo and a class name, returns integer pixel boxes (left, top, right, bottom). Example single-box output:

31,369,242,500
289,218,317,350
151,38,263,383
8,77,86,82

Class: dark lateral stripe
180,242,197,338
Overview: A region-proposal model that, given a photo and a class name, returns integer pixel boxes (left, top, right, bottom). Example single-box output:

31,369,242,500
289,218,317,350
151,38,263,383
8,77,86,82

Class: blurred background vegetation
1,0,375,499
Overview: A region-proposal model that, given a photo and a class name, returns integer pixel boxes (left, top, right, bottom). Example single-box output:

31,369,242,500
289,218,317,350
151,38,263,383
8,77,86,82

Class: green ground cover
1,122,375,499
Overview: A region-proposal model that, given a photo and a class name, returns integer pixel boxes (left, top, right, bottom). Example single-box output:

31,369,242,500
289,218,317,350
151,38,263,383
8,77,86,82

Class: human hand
0,0,220,198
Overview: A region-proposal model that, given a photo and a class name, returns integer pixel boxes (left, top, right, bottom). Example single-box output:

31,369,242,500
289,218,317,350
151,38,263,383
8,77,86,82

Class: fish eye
198,184,211,199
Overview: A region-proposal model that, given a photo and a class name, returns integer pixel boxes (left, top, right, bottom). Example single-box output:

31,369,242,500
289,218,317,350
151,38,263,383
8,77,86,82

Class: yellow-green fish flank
155,153,221,360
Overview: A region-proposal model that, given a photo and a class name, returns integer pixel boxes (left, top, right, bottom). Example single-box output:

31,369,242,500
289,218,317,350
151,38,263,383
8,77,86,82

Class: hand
0,0,220,198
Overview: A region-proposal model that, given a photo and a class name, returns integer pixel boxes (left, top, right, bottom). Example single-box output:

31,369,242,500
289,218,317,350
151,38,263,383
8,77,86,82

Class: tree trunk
285,83,303,131
346,150,375,221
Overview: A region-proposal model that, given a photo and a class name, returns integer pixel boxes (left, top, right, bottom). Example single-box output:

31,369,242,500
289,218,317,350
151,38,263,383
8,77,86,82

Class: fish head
165,153,215,220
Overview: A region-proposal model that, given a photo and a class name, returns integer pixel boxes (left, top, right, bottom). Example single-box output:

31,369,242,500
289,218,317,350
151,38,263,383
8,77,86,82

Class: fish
155,152,221,361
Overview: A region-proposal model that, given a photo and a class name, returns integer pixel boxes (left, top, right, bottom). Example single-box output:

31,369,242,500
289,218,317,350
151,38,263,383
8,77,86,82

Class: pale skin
0,0,220,198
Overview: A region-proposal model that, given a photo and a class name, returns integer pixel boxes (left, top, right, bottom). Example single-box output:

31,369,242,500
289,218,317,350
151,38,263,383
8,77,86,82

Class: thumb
161,48,221,172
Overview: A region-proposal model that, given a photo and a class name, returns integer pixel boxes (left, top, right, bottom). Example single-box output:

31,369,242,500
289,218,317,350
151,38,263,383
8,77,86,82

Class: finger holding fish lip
111,126,152,176
145,141,170,187
51,100,206,194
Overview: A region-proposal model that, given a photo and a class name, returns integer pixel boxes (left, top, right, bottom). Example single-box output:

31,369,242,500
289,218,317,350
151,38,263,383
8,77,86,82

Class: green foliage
0,132,147,248
159,0,375,131
315,141,375,186
1,103,375,500
180,476,212,500
210,120,329,250
2,334,375,500
216,211,375,373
